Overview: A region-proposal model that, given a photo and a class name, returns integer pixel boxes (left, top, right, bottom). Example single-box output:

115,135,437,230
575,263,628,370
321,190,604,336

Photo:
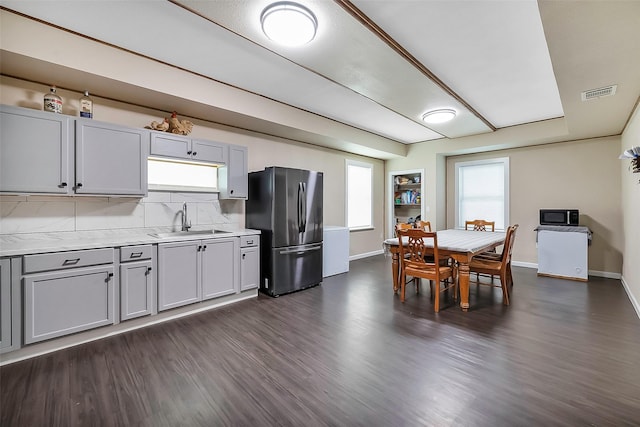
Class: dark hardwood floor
2,255,640,426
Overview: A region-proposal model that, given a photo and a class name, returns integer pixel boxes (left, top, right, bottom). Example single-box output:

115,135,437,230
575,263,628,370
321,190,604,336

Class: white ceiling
1,0,639,158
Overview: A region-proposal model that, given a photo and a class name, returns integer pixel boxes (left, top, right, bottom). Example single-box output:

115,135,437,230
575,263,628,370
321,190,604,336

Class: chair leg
500,272,510,305
434,282,440,313
400,273,406,302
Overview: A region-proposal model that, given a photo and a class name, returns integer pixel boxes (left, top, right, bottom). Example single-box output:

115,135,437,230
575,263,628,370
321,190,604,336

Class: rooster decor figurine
145,117,169,132
168,111,193,135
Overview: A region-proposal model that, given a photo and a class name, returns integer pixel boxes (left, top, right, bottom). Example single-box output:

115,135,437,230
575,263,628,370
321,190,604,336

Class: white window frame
148,157,219,193
346,159,373,231
454,157,509,231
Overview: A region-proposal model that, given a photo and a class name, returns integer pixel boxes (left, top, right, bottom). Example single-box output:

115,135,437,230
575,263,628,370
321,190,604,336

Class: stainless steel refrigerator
246,167,323,296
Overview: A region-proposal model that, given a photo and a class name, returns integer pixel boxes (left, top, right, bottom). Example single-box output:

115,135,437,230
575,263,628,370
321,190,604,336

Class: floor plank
2,256,640,426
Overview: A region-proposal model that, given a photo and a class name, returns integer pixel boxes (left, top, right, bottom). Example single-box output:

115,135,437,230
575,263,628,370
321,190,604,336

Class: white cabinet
537,227,590,281
219,144,248,199
323,226,349,277
119,245,154,321
1,105,73,194
157,238,238,311
240,235,259,291
150,132,227,164
76,119,148,196
0,105,148,196
22,249,115,344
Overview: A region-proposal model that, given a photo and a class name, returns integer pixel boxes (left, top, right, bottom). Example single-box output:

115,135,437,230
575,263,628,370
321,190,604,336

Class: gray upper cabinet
191,139,226,163
1,105,73,194
150,132,191,160
76,119,148,196
1,105,148,197
219,144,248,199
150,132,227,164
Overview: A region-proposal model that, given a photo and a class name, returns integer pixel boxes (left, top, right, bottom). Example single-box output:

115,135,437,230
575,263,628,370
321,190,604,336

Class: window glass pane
148,158,218,191
347,161,372,229
456,159,508,230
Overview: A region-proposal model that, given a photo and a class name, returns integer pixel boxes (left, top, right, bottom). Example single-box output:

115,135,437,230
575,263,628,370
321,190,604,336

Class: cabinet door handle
192,151,197,156
76,183,83,188
187,150,192,155
202,245,207,251
197,245,201,251
62,258,80,266
146,267,152,275
59,182,68,188
242,253,246,259
129,252,143,258
106,272,114,282
230,189,234,194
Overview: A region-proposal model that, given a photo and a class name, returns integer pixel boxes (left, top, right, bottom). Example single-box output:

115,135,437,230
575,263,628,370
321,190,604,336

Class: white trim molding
350,249,384,261
621,276,640,319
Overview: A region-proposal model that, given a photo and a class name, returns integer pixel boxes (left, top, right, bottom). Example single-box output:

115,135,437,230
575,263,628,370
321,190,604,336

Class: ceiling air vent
581,85,617,101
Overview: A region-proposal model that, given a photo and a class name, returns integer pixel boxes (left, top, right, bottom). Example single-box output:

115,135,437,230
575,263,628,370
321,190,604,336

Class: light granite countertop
0,227,261,257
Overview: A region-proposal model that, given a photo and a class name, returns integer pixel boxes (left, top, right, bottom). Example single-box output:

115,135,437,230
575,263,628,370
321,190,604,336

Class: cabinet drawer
240,235,259,248
120,245,152,262
23,248,114,274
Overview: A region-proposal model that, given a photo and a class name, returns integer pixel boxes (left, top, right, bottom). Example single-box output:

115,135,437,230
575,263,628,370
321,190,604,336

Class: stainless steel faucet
181,202,192,231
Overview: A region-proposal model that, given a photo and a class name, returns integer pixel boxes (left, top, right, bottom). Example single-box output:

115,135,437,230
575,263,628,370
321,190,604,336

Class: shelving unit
387,169,425,237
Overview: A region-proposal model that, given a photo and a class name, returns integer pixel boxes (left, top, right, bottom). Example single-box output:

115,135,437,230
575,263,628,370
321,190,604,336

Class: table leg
458,262,470,311
391,251,399,293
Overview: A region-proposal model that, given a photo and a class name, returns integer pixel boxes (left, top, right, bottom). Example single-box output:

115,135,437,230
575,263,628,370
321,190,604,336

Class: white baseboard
511,261,621,279
588,270,621,279
512,261,537,269
621,276,640,319
350,249,384,261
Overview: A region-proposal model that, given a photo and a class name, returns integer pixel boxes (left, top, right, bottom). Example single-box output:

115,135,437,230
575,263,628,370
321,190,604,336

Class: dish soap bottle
43,86,63,113
79,90,93,118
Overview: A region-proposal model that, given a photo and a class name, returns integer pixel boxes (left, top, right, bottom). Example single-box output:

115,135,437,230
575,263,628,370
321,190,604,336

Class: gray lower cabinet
0,258,20,353
240,236,259,291
1,105,73,194
23,264,115,344
119,245,153,321
157,238,238,311
157,241,200,311
201,237,238,300
76,119,149,196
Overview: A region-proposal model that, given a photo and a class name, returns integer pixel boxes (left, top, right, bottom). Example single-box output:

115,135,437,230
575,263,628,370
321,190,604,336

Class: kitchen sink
149,230,232,238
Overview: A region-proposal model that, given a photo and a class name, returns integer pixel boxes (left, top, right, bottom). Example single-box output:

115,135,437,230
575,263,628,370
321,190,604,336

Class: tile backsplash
0,191,244,235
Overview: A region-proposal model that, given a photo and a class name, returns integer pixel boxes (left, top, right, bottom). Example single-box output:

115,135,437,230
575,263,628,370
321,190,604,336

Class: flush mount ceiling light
260,2,318,47
422,109,457,124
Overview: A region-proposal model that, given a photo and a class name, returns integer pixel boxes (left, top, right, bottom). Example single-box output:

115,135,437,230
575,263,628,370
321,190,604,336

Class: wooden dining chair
415,220,431,231
396,229,455,313
469,224,519,305
465,219,495,232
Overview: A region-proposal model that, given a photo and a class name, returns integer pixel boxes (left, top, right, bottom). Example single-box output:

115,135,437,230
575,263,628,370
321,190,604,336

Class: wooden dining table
383,229,506,311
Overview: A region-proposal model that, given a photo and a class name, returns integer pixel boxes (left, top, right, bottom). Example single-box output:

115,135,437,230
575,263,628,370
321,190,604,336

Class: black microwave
540,209,579,226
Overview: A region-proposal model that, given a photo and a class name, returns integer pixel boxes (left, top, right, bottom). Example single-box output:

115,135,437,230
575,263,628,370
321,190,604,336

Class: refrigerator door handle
298,182,307,233
279,245,322,255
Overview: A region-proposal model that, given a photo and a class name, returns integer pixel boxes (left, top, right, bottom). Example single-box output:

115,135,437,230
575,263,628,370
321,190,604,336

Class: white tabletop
384,229,506,253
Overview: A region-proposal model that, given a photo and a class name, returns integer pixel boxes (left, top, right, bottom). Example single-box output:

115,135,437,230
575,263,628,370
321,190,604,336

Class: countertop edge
0,229,262,257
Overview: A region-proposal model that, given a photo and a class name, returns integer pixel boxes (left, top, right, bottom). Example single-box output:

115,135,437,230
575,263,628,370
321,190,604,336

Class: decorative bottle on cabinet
79,90,93,118
43,86,63,113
